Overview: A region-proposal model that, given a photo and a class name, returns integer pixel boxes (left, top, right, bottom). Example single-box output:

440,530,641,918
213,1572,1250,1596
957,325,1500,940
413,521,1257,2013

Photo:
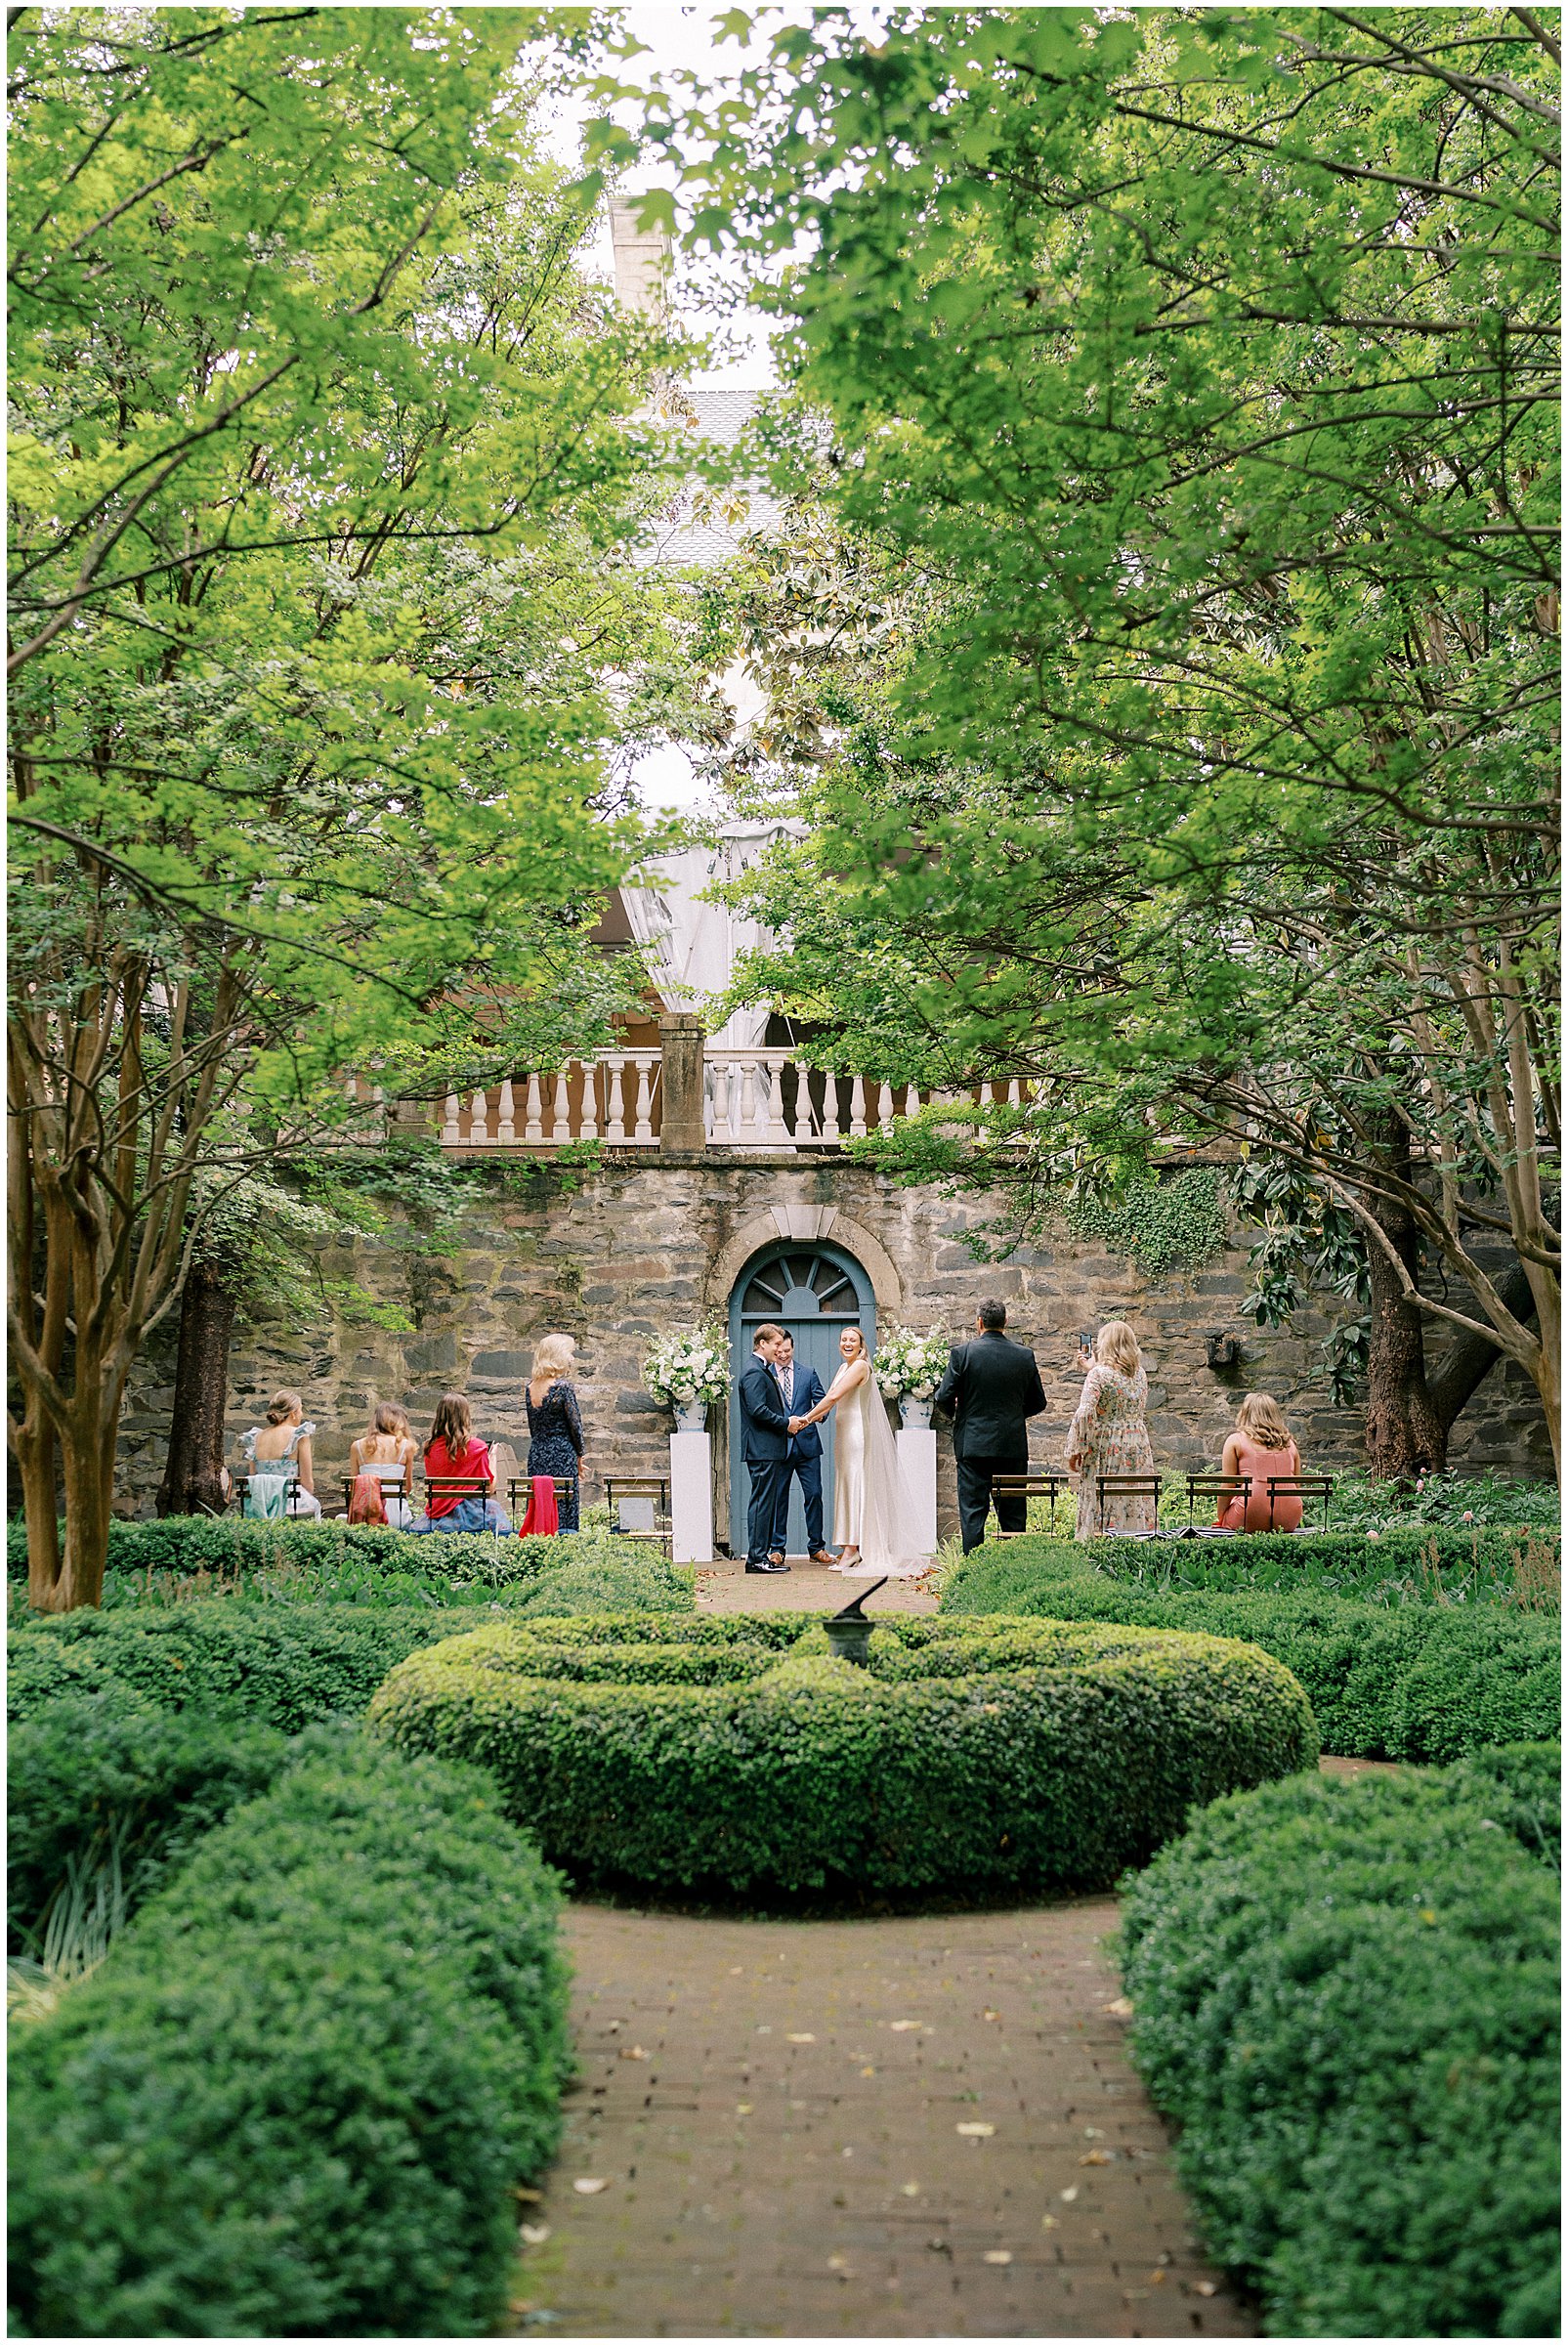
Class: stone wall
114,1151,1554,1534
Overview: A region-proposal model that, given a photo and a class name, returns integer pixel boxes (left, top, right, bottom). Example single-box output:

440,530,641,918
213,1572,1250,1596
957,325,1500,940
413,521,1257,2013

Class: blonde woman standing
527,1333,585,1530
1065,1321,1155,1539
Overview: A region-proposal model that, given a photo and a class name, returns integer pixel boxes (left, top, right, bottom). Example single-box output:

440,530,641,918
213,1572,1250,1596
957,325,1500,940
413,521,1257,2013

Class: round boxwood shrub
9,1735,570,2339
367,1611,1318,1897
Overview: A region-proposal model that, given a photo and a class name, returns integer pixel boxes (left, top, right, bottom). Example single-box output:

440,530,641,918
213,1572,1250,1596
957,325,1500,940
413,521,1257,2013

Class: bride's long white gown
830,1369,930,1578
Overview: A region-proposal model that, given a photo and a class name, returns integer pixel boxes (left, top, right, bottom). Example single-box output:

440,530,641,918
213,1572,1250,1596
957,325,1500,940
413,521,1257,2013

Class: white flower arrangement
872,1321,952,1401
642,1324,731,1410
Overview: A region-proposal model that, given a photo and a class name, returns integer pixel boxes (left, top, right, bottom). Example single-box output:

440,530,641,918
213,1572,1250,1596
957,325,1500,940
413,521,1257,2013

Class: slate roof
635,386,783,572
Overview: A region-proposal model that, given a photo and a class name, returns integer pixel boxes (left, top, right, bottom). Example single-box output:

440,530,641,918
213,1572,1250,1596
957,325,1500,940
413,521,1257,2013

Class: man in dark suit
935,1299,1048,1552
737,1322,799,1573
767,1332,835,1565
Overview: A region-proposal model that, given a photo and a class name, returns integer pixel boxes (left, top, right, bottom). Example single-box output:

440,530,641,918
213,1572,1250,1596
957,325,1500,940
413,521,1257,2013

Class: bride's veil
858,1359,932,1569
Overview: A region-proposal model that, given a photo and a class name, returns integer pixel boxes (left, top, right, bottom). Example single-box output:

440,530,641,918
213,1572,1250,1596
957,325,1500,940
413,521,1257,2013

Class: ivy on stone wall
1064,1172,1228,1282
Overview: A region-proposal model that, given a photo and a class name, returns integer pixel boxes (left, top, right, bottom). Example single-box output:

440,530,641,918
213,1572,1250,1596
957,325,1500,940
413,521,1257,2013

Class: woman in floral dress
1065,1321,1156,1539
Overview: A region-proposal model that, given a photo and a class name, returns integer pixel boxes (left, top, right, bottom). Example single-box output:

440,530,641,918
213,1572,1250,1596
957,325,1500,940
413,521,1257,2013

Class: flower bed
367,1611,1317,1897
1119,1750,1560,2336
10,1736,570,2339
942,1538,1560,1761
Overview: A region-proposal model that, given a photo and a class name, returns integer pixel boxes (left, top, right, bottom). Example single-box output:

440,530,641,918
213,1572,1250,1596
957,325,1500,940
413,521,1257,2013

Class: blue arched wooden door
728,1242,876,1554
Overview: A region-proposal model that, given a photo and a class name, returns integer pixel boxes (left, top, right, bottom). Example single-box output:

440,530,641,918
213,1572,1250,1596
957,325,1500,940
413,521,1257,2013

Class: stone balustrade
400,1042,1030,1155
438,1052,664,1149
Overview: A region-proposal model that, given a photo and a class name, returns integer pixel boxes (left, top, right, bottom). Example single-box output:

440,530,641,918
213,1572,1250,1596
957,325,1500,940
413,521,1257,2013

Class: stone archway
703,1205,903,1323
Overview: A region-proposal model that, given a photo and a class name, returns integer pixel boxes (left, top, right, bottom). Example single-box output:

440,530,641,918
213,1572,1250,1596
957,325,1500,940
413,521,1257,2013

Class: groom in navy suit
766,1333,834,1566
738,1324,798,1574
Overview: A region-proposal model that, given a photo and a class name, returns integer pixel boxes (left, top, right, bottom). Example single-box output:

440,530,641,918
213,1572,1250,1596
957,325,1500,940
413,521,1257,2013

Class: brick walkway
507,1900,1253,2338
695,1555,940,1617
503,1556,1393,2335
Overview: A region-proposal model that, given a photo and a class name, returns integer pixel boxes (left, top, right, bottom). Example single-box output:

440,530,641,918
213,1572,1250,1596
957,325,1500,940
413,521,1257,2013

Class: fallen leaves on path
572,2178,609,2196
955,2121,995,2138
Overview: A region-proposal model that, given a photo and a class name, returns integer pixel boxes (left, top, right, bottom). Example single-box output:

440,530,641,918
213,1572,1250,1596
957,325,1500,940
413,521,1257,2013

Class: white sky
543,5,800,390
543,7,866,814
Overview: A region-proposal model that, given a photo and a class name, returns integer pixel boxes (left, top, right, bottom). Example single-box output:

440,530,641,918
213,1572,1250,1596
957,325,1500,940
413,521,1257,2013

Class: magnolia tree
7,10,705,1607
629,5,1561,1474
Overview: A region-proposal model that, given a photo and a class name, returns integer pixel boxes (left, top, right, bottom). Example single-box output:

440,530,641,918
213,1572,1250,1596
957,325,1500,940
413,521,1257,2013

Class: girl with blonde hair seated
1217,1393,1303,1532
239,1391,321,1520
1065,1321,1155,1539
348,1402,417,1528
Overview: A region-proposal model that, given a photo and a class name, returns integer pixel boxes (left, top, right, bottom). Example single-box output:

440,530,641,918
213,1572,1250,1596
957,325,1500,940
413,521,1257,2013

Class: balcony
402,1027,1030,1157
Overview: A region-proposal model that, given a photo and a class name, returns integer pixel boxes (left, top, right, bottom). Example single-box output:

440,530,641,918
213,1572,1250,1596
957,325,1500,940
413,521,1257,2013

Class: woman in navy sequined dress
526,1333,585,1530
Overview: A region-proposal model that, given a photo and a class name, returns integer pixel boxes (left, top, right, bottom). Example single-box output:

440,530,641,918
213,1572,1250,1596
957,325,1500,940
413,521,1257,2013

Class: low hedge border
948,1524,1559,1606
8,1513,697,1615
367,1612,1318,1896
8,1584,690,1736
1119,1751,1561,2336
943,1542,1559,1761
8,1604,496,1732
9,1735,571,2339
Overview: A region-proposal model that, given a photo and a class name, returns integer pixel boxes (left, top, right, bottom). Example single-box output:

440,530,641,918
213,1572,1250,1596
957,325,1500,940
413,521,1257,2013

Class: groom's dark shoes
745,1556,789,1573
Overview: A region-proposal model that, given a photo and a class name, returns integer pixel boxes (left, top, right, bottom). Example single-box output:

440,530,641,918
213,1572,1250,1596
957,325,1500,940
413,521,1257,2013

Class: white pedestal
669,1428,713,1564
898,1427,939,1558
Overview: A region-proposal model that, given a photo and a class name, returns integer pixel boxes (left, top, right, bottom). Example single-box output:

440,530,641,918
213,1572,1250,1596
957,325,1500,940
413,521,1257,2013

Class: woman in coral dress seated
1217,1392,1303,1532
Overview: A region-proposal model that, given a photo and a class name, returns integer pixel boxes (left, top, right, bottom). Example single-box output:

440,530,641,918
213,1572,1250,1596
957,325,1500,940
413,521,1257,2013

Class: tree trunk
1363,1125,1447,1479
1426,1258,1541,1439
43,1402,122,1613
156,1260,236,1516
23,1370,125,1613
15,1415,62,1614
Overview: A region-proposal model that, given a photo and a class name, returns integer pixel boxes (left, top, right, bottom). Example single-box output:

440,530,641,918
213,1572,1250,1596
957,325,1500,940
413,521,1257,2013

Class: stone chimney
609,200,671,321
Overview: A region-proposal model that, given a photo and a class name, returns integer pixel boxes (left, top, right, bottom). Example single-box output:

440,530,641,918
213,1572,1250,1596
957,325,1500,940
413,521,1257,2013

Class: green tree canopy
8,6,699,1604
641,6,1560,1470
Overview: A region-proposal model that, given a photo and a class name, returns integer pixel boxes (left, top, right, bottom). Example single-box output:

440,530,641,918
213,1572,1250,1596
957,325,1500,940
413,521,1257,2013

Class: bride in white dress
799,1328,931,1578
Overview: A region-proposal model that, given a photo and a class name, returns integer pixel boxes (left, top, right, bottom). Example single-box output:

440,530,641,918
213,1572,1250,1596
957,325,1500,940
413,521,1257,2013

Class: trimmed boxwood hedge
1119,1751,1561,2336
7,1512,698,1620
9,1696,292,1951
7,1603,492,1732
7,1582,688,1737
9,1735,571,2338
367,1611,1318,1896
943,1542,1559,1761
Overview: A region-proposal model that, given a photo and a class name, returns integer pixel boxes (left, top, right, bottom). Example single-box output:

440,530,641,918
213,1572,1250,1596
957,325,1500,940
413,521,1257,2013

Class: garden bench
506,1476,577,1518
1096,1472,1163,1537
989,1471,1071,1535
1182,1472,1250,1534
339,1469,413,1517
419,1473,496,1530
604,1474,673,1555
1265,1473,1334,1530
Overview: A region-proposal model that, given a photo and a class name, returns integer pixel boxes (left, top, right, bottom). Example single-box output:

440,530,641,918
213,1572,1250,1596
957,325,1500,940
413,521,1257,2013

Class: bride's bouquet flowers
873,1322,952,1401
643,1325,731,1409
